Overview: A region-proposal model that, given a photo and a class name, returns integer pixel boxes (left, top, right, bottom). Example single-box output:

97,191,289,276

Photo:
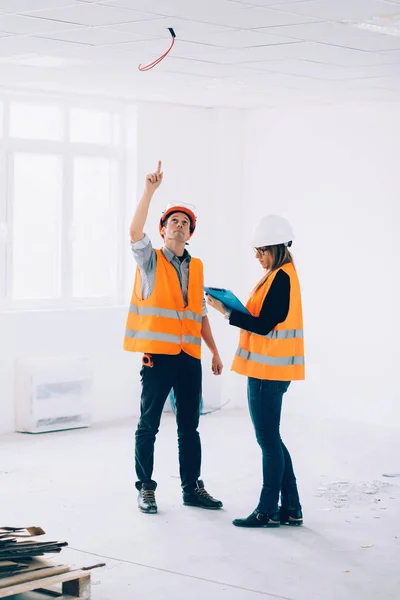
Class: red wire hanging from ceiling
138,28,176,72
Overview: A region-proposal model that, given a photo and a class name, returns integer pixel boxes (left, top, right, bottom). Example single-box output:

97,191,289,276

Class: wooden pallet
0,567,91,599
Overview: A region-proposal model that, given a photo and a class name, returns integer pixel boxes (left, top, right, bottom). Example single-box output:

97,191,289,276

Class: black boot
279,507,303,526
136,481,157,514
233,509,280,528
183,480,223,510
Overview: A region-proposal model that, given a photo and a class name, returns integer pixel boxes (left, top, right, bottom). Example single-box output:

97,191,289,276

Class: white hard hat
250,215,294,248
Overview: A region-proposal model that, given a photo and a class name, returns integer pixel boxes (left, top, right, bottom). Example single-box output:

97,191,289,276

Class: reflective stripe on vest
125,330,181,344
125,329,201,346
236,347,305,367
129,304,202,323
182,335,201,346
253,328,304,340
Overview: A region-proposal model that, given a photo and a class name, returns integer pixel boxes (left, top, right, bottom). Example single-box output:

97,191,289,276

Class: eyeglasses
253,247,269,255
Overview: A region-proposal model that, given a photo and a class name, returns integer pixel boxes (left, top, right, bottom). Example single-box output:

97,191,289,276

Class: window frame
0,92,128,311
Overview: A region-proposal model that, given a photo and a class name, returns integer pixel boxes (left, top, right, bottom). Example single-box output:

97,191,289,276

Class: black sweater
229,269,290,335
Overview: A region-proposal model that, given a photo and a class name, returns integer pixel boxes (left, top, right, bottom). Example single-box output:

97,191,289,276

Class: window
70,108,120,145
10,103,63,141
72,157,119,298
0,95,127,309
12,153,62,300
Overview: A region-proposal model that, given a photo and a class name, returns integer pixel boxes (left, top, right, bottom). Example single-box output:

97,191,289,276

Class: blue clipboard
204,287,250,315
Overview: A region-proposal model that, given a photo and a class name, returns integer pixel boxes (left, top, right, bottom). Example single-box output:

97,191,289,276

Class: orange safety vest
124,249,203,359
231,262,305,381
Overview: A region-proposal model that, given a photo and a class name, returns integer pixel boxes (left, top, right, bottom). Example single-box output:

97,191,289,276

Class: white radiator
15,356,93,434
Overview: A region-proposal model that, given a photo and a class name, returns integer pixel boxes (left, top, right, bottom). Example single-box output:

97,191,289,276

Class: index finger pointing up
157,160,162,173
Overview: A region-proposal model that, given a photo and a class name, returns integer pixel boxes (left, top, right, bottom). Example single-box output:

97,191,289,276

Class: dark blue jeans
248,378,301,514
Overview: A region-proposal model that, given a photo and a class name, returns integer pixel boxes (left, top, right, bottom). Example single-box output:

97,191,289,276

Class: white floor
1,409,399,600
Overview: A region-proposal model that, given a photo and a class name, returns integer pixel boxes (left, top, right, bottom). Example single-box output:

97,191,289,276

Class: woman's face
255,247,273,270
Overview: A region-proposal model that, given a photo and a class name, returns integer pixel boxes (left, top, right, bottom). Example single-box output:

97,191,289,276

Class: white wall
0,103,245,434
242,103,400,427
2,100,399,434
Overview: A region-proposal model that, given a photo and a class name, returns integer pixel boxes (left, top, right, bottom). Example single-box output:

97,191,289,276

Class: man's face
162,212,191,243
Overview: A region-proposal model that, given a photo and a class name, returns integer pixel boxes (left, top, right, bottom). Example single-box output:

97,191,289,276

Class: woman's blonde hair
252,243,294,294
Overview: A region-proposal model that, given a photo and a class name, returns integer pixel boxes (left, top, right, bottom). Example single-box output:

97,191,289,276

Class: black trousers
135,352,202,491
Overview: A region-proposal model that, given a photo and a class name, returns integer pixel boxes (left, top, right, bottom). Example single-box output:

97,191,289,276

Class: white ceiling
0,0,400,108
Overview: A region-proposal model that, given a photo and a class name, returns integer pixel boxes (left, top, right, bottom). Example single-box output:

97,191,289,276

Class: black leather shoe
136,481,157,514
233,509,280,528
183,480,223,510
279,507,303,526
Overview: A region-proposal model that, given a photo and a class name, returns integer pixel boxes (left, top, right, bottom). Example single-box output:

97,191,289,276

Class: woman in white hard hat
207,215,305,528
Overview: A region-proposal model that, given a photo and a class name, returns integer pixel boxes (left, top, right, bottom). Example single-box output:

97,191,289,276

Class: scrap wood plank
0,561,26,574
0,558,46,576
0,558,59,576
0,564,69,589
0,568,90,599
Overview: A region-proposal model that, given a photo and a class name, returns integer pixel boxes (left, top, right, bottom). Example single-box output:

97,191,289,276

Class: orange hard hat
159,205,197,237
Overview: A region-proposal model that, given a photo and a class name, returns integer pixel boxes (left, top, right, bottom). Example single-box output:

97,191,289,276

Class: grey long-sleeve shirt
130,234,207,317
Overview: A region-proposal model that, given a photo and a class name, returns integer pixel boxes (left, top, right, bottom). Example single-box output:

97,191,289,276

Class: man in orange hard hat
124,160,223,514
